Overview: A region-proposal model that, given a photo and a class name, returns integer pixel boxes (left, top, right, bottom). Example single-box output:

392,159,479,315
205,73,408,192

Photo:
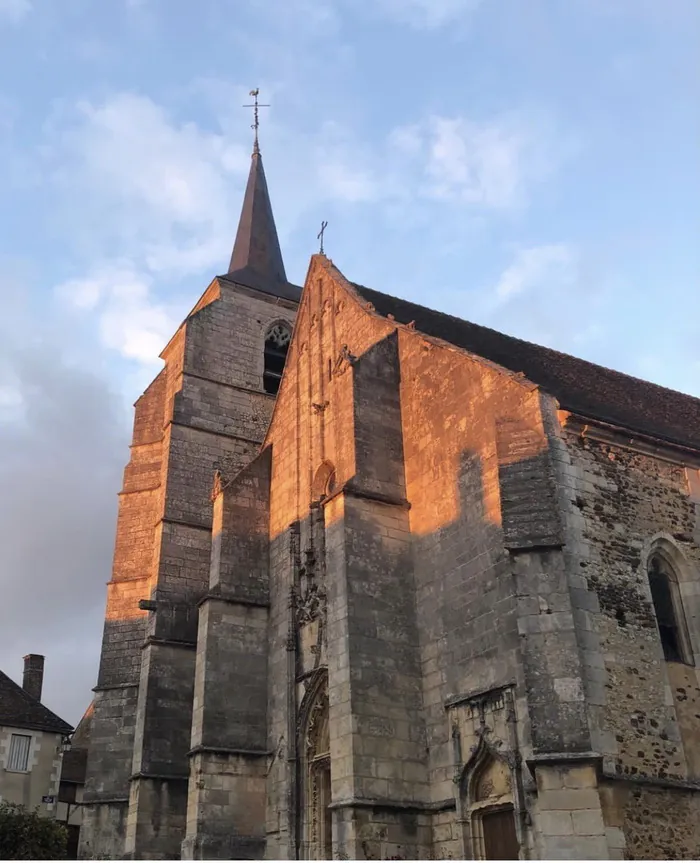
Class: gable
353,284,700,452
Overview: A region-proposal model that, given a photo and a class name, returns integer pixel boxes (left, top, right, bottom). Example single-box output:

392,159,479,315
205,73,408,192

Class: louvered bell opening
264,324,291,395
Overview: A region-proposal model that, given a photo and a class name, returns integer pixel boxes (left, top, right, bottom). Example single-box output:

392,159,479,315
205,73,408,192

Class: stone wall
81,367,168,858
263,260,399,859
0,727,64,814
182,449,271,859
81,276,296,860
551,413,700,858
600,779,700,859
531,762,608,859
395,328,610,857
262,259,628,860
126,280,296,859
396,331,529,818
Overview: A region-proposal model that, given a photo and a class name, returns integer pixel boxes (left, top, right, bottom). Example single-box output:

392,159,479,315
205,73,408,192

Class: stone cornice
561,411,700,468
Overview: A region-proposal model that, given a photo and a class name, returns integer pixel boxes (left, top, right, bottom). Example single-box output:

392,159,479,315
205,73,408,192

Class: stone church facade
79,140,700,860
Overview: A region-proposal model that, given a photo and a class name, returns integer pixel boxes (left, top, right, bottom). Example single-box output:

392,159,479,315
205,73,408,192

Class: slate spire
226,143,288,293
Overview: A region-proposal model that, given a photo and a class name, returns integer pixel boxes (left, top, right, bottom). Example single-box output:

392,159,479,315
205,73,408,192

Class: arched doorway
462,748,520,860
300,677,332,859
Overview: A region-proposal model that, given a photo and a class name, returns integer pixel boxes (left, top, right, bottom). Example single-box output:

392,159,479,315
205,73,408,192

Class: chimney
22,654,45,702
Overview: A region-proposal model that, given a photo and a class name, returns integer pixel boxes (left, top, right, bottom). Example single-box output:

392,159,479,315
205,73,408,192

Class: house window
7,734,31,771
263,322,291,395
648,553,692,664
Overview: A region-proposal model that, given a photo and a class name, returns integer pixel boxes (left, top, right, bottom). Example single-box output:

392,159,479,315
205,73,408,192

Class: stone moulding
444,681,518,711
564,411,700,469
196,591,270,609
328,796,454,812
186,745,271,758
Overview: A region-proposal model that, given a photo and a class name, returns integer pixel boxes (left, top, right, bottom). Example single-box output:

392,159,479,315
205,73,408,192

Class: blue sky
0,0,698,722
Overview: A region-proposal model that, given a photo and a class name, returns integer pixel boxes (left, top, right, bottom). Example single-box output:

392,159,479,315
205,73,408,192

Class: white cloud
0,0,31,23
47,92,250,278
0,381,24,422
57,267,183,366
372,0,482,29
0,259,128,725
427,113,559,208
318,160,375,202
283,0,341,36
245,0,481,33
315,122,377,203
46,91,256,365
0,97,13,135
494,244,576,303
385,110,566,211
71,93,239,223
453,242,587,350
297,108,567,214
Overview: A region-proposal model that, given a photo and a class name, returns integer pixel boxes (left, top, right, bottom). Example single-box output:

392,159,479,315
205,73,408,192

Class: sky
0,0,698,726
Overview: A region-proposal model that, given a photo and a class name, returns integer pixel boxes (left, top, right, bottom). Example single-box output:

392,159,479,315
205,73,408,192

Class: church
78,117,700,860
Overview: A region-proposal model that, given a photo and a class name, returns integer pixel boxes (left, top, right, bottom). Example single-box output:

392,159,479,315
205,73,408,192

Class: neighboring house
56,702,93,859
0,655,73,821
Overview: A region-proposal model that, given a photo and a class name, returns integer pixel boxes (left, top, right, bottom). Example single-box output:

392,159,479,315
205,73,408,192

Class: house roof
0,670,73,736
353,283,700,452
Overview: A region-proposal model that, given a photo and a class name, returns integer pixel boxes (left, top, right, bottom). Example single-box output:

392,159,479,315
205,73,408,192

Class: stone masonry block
538,788,601,811
572,808,605,836
537,810,574,836
542,834,609,861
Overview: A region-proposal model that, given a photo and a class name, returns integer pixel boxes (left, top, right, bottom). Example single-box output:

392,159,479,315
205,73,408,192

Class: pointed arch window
263,322,291,395
648,552,693,665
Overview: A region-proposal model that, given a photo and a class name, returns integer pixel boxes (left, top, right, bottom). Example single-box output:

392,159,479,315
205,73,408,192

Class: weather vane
317,220,328,255
243,88,270,154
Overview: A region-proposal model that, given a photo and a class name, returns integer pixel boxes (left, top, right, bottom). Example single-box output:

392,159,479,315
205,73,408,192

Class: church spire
225,89,291,297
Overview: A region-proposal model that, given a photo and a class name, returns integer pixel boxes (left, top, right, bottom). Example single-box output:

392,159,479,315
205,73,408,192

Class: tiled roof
353,284,700,452
0,670,73,736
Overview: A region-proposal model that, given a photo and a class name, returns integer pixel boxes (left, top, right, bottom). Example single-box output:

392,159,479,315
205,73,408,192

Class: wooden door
482,806,519,860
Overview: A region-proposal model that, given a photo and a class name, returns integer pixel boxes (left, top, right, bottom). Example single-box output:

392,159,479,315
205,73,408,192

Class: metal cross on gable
243,88,270,153
317,220,328,254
